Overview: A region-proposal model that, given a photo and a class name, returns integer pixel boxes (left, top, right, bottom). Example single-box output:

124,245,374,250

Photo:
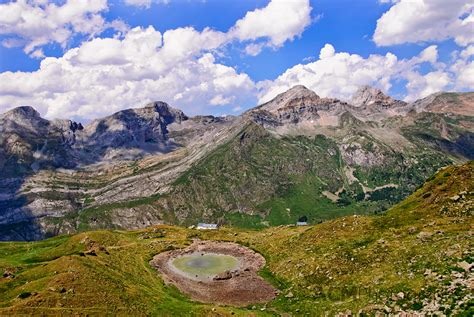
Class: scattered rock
457,261,472,272
213,270,233,281
417,231,433,241
450,195,460,201
285,291,294,298
84,249,97,256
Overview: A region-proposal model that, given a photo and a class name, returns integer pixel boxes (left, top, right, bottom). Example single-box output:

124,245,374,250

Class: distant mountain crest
350,85,398,107
257,85,321,114
3,106,40,117
0,106,43,122
412,92,474,116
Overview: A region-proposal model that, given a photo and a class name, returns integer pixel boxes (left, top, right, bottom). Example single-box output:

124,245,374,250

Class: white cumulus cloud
450,47,474,90
210,95,236,106
405,70,451,101
374,0,474,47
124,0,170,9
0,0,127,56
319,43,335,59
230,0,312,49
456,61,474,89
257,43,449,104
0,0,317,120
0,26,255,120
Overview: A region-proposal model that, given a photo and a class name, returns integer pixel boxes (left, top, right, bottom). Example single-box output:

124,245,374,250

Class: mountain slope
0,106,82,174
148,89,473,228
0,87,473,240
0,162,472,315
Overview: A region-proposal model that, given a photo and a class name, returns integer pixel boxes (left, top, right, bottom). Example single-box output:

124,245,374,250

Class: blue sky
0,0,472,121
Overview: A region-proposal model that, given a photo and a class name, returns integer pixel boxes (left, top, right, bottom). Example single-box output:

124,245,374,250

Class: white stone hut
196,223,218,230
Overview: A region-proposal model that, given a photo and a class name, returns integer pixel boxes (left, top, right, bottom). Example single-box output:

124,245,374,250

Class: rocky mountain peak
257,85,320,114
285,84,318,96
350,86,395,107
1,106,42,121
75,101,190,157
143,101,189,123
411,92,474,116
275,85,320,103
144,101,174,112
0,106,50,135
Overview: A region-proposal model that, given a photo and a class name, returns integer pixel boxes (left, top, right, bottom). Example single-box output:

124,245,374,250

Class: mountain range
0,86,473,240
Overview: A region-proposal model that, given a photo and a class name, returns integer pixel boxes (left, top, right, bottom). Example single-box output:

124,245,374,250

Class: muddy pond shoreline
149,240,278,306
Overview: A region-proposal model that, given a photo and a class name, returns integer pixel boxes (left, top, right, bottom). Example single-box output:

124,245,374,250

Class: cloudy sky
0,0,473,122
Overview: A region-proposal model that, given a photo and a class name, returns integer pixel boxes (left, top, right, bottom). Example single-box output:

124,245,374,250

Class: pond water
171,253,239,278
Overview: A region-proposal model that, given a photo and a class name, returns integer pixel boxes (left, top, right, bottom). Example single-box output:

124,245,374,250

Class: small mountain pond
171,253,239,279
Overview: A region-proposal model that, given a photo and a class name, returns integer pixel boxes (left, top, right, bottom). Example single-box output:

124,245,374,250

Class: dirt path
149,240,278,306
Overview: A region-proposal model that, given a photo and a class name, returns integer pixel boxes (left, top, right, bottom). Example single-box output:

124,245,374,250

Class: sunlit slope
0,161,472,315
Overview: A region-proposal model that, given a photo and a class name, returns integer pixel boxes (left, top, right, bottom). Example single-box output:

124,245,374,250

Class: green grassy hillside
0,162,472,316
154,114,468,228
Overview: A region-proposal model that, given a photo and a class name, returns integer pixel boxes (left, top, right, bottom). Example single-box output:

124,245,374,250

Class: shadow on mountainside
76,108,181,163
0,107,184,241
0,162,43,241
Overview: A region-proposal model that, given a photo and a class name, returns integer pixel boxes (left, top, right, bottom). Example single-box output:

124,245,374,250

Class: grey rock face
79,101,188,148
351,86,389,107
0,101,193,172
0,100,237,240
74,101,189,162
0,106,82,174
339,143,386,167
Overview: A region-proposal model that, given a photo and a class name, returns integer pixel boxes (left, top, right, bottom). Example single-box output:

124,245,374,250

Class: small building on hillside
196,223,218,230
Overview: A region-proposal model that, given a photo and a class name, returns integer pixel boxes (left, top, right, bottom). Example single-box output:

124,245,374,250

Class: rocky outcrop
350,86,402,108
0,106,83,174
77,101,188,149
247,85,348,128
255,85,321,113
73,101,190,161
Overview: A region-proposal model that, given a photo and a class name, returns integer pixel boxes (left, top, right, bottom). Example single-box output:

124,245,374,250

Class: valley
0,161,472,315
